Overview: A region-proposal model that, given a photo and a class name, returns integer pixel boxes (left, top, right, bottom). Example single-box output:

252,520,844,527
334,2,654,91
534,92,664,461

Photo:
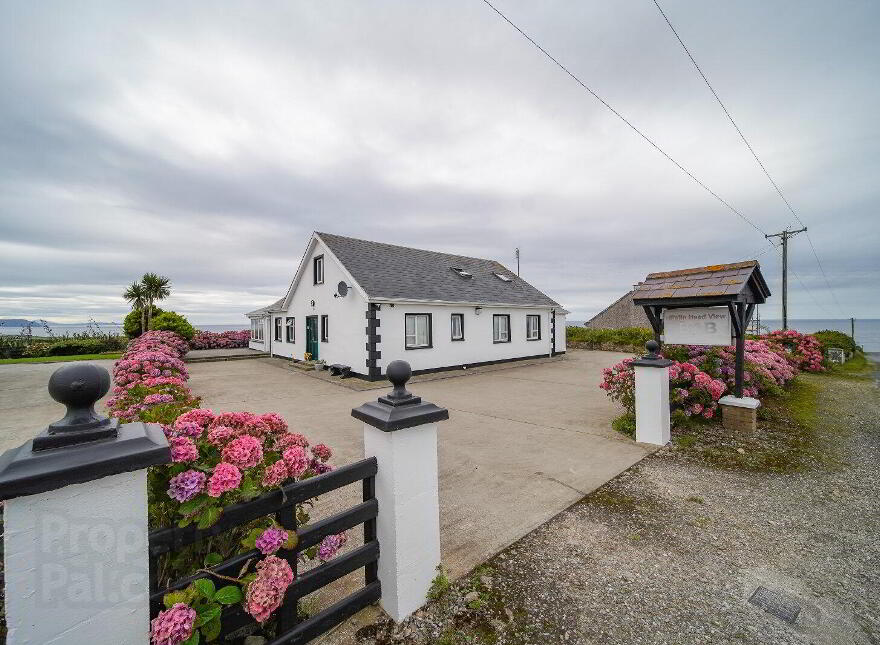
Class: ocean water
0,323,250,337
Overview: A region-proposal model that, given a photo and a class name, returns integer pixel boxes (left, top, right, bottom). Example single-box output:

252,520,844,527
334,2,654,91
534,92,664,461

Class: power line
651,0,845,316
479,0,769,238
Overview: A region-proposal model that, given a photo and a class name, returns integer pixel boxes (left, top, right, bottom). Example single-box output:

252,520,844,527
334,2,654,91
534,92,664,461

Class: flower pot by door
306,316,319,360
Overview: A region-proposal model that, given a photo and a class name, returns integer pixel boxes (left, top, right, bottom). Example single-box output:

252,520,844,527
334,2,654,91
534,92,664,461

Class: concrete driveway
0,351,649,581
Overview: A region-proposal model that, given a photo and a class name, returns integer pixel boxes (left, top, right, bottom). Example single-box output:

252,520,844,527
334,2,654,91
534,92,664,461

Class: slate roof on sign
246,297,286,317
632,260,770,303
316,232,561,308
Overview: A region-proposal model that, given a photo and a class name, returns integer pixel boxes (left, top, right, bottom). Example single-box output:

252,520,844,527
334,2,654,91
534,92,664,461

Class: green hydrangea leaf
214,585,243,605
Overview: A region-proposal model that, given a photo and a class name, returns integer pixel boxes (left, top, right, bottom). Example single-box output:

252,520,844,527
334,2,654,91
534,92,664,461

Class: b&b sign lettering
663,307,732,346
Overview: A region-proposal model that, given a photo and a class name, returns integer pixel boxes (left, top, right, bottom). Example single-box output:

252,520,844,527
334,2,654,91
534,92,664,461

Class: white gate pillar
0,364,170,645
352,360,448,622
633,340,673,446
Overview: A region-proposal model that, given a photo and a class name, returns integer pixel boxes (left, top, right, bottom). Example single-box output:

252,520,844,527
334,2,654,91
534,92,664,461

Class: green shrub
124,306,162,339
46,339,107,356
150,310,195,341
812,329,859,355
566,326,654,350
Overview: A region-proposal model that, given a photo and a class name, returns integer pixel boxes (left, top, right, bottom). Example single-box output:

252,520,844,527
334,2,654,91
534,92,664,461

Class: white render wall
4,470,151,645
269,238,368,368
376,304,554,373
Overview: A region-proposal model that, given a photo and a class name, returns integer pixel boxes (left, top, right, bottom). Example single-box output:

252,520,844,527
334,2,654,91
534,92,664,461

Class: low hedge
566,326,654,351
812,329,860,355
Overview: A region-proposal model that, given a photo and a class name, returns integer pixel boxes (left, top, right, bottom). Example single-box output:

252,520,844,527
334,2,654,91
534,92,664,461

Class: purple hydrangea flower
167,469,207,503
255,527,288,555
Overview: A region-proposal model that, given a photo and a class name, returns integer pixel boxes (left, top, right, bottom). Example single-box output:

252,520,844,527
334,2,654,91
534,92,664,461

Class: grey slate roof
246,297,286,317
317,232,561,308
632,260,770,304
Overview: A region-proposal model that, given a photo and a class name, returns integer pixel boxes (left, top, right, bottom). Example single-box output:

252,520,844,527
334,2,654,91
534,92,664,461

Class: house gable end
280,233,370,311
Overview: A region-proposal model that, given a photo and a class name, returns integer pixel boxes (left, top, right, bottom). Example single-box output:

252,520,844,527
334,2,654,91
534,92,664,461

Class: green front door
305,316,319,360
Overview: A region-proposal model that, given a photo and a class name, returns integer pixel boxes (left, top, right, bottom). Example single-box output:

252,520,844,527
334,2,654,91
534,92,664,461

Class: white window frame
285,317,294,343
274,317,282,342
405,313,432,349
451,313,464,341
493,314,510,343
251,319,264,342
526,314,541,341
321,315,329,342
314,255,324,285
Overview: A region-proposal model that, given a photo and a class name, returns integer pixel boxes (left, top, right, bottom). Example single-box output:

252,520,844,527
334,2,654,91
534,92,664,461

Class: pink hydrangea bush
665,338,797,399
129,330,190,357
762,329,824,372
600,358,725,427
190,329,251,350
109,331,345,640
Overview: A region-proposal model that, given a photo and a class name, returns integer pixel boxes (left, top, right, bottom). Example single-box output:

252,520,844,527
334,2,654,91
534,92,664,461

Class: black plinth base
0,421,170,501
32,418,120,451
352,399,449,432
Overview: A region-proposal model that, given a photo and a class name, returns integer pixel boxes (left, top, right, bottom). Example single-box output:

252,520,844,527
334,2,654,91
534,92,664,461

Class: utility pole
515,247,520,276
765,227,807,330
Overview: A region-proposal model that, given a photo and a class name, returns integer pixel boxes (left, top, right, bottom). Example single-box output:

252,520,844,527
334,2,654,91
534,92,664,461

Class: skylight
450,267,473,278
493,272,512,282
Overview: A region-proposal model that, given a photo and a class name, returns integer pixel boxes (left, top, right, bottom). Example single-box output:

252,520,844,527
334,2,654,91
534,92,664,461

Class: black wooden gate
148,457,380,644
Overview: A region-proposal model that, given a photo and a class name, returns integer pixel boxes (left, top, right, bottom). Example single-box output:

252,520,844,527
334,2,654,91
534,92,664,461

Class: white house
246,233,567,380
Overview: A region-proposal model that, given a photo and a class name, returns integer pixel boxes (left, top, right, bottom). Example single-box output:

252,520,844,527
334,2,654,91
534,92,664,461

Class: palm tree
123,281,148,335
142,273,171,329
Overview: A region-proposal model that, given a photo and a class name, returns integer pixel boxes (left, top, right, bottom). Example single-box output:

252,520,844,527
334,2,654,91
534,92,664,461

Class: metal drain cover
749,586,802,624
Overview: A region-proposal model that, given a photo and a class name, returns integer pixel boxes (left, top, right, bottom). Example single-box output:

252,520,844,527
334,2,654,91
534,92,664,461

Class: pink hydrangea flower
144,393,174,405
311,443,332,462
175,408,215,430
258,413,288,435
207,462,242,497
274,433,309,452
262,459,289,487
222,435,264,469
283,446,310,478
255,527,288,555
206,425,238,447
150,602,196,645
245,555,294,623
170,437,199,463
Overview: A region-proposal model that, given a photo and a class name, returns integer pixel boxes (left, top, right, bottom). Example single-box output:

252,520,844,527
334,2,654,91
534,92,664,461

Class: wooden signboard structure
632,261,771,398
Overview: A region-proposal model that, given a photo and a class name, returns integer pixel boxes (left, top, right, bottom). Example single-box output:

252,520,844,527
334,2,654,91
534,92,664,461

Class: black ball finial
47,363,112,432
645,340,660,359
386,360,412,400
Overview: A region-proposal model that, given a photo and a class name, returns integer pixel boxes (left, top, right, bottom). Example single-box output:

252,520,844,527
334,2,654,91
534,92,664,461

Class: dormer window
493,272,512,282
450,267,472,278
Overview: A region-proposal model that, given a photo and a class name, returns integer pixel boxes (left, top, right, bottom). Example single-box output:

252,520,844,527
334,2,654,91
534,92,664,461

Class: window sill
405,345,433,350
451,337,465,342
526,337,541,341
493,339,511,344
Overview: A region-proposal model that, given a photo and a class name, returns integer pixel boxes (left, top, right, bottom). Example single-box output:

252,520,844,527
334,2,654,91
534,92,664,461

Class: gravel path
348,371,879,645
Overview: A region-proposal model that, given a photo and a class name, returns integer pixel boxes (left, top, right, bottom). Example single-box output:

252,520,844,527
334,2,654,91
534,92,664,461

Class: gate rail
148,457,380,644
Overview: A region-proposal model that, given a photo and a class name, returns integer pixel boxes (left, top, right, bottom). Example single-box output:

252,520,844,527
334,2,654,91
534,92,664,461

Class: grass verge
0,353,123,365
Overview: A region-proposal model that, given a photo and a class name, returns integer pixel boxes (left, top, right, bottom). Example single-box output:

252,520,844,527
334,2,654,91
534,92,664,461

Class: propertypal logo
36,504,147,608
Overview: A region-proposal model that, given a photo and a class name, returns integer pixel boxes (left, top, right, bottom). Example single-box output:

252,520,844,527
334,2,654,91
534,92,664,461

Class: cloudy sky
1,1,877,324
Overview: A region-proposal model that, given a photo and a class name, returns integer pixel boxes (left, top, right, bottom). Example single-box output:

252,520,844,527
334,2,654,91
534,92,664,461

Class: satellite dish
336,281,349,297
